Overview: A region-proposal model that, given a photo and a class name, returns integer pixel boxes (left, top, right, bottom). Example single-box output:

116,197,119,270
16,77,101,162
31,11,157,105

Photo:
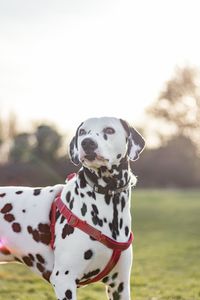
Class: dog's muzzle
81,138,98,161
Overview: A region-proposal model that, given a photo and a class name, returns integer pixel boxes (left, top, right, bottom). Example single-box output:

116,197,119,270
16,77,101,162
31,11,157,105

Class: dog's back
0,184,63,280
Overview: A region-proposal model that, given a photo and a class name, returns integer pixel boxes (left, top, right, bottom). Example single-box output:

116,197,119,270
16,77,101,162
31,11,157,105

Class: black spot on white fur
66,191,71,203
62,224,74,239
1,203,13,214
65,289,72,299
84,249,93,260
16,191,23,195
33,189,41,196
81,203,87,216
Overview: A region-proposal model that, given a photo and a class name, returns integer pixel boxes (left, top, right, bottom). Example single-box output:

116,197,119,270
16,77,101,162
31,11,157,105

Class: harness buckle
92,229,102,241
108,190,115,196
68,215,79,227
93,185,99,193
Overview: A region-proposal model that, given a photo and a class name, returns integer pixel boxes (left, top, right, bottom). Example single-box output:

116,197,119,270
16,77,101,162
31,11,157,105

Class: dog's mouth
84,153,97,161
82,153,108,163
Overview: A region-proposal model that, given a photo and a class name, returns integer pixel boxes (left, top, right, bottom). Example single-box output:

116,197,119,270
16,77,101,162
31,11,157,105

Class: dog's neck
80,158,131,192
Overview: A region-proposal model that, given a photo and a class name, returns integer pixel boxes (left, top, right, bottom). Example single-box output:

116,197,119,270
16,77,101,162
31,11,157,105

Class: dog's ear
120,119,145,161
68,123,83,165
69,137,80,165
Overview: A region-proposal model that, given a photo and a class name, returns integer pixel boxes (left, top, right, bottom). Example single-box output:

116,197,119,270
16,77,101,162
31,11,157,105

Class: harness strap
78,249,121,286
55,195,133,251
50,183,134,286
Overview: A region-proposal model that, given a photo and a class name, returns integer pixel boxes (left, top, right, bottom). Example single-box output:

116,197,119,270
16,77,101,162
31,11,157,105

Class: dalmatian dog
0,117,145,300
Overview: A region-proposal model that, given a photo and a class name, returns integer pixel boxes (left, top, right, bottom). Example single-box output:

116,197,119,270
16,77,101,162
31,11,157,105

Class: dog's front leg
104,248,132,300
50,269,77,300
106,278,131,300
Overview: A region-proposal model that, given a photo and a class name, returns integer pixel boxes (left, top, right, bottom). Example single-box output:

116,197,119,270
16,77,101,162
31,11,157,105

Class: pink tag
67,173,76,181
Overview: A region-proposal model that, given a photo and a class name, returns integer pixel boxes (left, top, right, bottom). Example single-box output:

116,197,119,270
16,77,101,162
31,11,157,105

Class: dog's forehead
81,117,123,132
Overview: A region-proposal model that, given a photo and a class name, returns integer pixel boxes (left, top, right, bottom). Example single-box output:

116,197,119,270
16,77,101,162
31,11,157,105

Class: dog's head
69,117,145,169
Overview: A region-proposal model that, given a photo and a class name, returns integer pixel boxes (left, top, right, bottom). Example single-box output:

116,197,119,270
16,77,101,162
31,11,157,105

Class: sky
1,0,200,134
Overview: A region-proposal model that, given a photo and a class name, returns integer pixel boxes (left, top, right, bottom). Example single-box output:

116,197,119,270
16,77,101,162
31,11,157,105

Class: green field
0,190,199,300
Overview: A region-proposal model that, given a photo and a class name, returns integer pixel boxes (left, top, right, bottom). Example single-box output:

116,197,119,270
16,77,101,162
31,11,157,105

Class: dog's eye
104,127,115,134
79,129,86,136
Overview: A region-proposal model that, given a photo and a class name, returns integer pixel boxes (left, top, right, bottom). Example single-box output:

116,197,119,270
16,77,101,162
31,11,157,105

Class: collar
83,172,131,196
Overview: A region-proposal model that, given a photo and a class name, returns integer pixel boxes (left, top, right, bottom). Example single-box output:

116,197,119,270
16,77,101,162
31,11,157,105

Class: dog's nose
81,138,98,153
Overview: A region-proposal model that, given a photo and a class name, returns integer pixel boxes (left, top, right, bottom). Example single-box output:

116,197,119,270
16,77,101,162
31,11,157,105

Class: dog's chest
54,176,132,282
60,176,131,241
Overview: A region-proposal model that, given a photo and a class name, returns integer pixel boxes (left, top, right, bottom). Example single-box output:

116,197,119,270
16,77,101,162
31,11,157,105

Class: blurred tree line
0,65,200,188
0,122,78,186
134,65,200,188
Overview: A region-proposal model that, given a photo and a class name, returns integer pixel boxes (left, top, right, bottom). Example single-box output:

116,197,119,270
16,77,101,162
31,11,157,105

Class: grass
132,189,200,300
0,189,200,299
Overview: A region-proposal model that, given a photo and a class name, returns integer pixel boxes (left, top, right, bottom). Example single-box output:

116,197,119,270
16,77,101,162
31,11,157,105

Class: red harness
50,174,134,286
